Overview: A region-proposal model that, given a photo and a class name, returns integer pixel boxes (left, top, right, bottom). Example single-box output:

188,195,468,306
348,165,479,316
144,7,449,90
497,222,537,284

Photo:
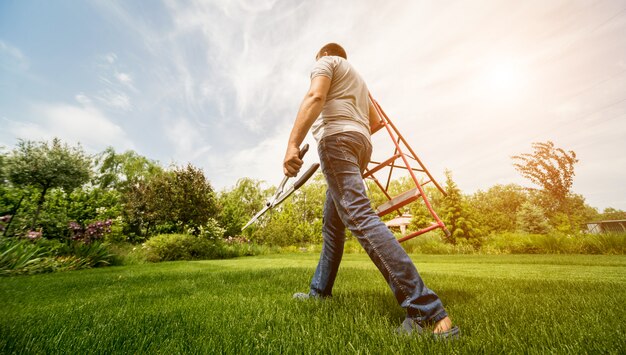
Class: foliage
123,164,218,237
218,178,266,237
193,218,225,240
480,231,626,255
516,201,551,234
598,208,626,221
0,237,48,276
66,241,114,267
249,173,325,246
105,242,147,265
526,190,597,233
4,138,91,229
0,237,113,276
0,215,11,234
93,147,163,191
440,170,481,245
470,184,528,234
2,186,122,240
399,233,476,254
69,219,113,244
142,233,265,262
512,141,578,209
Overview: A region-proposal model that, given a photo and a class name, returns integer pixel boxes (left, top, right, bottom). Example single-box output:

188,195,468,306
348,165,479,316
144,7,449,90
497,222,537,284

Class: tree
94,147,162,191
167,164,218,233
440,170,480,244
512,141,578,209
4,138,91,230
408,185,443,231
250,173,326,246
218,178,268,237
123,164,218,236
599,208,626,221
516,201,551,234
470,184,528,234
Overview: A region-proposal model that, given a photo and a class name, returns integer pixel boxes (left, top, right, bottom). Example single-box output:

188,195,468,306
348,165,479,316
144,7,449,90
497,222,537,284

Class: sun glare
488,63,523,92
475,58,529,103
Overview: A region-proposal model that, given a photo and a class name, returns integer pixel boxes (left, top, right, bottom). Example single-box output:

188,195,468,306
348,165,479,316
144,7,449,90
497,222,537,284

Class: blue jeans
309,131,447,324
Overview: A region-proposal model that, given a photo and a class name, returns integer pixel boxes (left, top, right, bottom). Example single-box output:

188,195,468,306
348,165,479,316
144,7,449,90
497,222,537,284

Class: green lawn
1,254,625,354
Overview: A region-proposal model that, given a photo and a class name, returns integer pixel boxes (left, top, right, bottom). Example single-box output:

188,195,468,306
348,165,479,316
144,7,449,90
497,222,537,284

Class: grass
1,254,625,354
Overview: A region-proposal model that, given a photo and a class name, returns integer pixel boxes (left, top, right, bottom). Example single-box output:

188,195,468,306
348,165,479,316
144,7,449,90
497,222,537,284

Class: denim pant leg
317,132,448,324
309,189,346,297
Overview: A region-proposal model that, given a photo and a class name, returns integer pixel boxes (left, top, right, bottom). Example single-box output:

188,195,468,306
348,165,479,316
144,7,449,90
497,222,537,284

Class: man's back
310,56,370,143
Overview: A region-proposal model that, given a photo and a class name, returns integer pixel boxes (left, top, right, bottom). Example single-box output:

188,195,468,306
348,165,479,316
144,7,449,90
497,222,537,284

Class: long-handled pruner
242,144,320,230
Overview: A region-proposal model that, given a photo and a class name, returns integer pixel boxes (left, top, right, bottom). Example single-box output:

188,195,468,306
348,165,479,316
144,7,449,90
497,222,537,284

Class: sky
1,0,625,211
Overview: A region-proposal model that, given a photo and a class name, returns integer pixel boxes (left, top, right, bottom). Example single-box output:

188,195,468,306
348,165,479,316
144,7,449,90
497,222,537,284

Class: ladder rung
376,188,421,216
363,154,401,178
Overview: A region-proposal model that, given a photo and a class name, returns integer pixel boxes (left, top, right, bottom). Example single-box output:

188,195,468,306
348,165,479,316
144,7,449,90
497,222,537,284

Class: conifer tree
441,170,480,244
516,201,551,234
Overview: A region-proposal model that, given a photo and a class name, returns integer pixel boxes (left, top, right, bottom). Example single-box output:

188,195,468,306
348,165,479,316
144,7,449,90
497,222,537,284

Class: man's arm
283,75,331,177
368,99,382,133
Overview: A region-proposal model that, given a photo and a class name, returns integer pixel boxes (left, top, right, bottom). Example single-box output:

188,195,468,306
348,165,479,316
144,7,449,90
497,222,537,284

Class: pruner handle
269,144,310,207
298,143,309,159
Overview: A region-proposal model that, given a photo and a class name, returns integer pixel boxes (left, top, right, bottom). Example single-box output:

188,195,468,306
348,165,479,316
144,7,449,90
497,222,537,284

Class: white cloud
95,90,132,111
6,102,134,153
203,125,319,190
116,72,133,85
0,40,29,70
75,93,92,106
105,52,117,64
164,117,212,163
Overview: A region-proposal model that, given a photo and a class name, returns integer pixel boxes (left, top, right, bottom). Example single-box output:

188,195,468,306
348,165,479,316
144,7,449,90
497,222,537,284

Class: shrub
402,233,476,254
106,242,147,265
142,233,268,262
69,219,113,244
195,218,225,240
143,234,223,262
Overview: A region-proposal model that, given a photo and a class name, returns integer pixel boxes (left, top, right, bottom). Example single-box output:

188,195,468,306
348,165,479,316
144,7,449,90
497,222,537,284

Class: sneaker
397,317,461,340
432,325,460,340
292,292,312,300
396,318,423,335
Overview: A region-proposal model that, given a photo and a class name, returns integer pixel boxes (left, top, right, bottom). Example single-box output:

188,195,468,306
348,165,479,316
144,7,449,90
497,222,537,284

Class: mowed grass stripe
1,254,625,354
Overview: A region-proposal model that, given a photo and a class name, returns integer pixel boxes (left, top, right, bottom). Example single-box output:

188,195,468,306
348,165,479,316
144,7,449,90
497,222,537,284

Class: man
283,43,459,338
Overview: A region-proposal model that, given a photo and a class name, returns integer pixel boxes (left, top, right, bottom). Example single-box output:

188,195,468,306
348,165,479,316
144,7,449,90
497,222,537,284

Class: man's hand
283,75,330,177
283,145,303,177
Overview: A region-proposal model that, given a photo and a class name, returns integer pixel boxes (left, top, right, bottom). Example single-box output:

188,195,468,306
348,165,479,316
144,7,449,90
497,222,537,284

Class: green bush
401,233,476,254
106,242,147,265
142,234,269,262
195,218,225,240
142,234,224,262
340,232,626,255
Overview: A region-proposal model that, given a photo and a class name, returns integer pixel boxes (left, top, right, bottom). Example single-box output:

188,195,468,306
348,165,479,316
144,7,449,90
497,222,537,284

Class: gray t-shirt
310,56,371,143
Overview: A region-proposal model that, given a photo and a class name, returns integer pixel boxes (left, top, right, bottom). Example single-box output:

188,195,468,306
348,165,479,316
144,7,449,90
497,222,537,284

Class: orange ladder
365,94,450,242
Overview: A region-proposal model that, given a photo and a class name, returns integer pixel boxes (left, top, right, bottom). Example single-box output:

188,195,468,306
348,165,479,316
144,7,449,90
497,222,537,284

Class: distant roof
385,213,412,227
586,219,626,224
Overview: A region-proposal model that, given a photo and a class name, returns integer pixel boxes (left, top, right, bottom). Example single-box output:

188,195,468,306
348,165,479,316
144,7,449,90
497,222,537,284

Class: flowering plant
69,220,113,244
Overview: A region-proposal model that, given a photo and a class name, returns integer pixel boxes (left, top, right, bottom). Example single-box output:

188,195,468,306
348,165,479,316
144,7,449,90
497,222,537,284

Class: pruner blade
242,144,317,230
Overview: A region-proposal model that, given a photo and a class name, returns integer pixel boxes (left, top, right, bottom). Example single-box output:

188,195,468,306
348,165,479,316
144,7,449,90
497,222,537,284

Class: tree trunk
3,195,24,237
31,186,48,231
